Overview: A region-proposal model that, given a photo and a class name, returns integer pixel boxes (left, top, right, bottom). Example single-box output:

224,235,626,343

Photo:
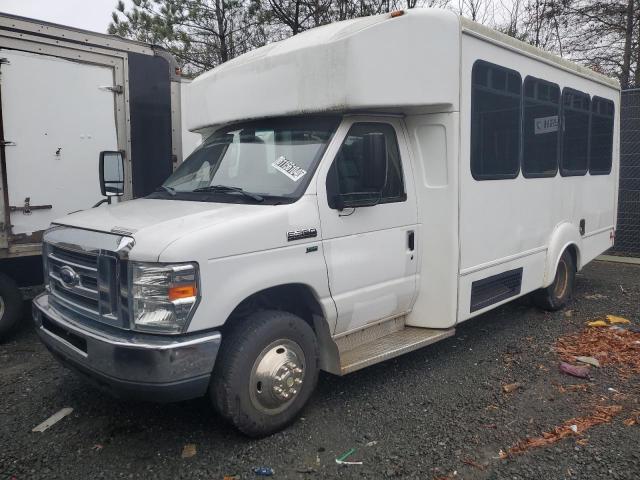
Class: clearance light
390,10,405,18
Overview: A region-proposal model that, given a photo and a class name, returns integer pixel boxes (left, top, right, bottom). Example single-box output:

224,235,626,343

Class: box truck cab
32,9,619,437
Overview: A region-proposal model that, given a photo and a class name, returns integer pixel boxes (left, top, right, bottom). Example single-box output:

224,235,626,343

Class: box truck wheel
0,273,23,339
210,310,319,437
533,249,576,311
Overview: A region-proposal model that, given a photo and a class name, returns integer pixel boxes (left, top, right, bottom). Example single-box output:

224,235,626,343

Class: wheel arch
222,283,341,375
544,222,582,287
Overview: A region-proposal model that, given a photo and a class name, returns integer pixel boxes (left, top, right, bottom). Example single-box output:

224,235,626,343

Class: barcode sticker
272,156,307,182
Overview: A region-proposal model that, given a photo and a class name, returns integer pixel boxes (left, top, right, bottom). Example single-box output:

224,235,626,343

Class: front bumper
33,293,221,402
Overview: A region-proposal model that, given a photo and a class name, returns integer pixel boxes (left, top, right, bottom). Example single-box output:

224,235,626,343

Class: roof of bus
185,8,619,131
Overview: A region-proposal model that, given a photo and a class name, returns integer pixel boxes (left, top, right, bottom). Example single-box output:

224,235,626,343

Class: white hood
53,197,320,262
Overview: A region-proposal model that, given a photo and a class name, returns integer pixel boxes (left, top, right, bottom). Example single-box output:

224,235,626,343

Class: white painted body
55,10,619,345
1,49,119,236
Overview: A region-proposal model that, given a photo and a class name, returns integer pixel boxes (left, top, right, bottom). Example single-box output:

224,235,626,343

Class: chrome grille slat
46,244,114,325
49,273,99,301
48,252,98,273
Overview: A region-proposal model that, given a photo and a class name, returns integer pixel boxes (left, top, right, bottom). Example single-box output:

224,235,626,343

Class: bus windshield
160,116,340,203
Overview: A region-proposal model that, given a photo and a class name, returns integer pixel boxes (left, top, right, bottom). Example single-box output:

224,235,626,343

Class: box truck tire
210,310,319,437
0,273,22,339
533,250,576,311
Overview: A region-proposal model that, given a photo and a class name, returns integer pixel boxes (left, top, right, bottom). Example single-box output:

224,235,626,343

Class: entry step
339,326,455,374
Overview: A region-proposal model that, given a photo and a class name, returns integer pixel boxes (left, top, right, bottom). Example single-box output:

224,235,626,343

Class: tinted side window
471,61,522,180
589,97,614,175
327,123,406,208
560,88,590,176
522,77,560,177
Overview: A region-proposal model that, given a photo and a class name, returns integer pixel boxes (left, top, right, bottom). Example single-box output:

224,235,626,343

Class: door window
326,122,406,209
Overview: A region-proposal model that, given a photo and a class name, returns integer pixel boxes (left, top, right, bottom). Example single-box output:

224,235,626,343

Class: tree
109,0,261,74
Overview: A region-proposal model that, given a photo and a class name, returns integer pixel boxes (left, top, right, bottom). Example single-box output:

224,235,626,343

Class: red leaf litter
507,405,623,456
555,326,640,377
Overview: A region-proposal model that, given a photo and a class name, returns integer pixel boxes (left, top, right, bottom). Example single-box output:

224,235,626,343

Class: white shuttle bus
33,9,619,436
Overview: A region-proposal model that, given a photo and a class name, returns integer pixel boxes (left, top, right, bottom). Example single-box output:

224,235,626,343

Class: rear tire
533,249,576,311
0,273,23,340
210,310,319,437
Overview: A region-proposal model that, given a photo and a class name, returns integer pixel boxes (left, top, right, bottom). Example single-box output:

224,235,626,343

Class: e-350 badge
287,228,317,242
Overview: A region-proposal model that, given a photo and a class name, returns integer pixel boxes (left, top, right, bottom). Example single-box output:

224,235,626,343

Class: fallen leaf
606,315,631,325
181,444,197,458
502,382,522,393
559,362,590,379
587,320,608,328
575,356,600,368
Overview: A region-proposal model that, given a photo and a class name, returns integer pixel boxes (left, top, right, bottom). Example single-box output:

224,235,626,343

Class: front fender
185,242,337,333
543,222,582,287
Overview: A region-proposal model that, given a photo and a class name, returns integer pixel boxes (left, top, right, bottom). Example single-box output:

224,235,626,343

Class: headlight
130,262,199,333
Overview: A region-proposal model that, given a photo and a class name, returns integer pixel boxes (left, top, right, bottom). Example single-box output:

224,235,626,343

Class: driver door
316,117,418,335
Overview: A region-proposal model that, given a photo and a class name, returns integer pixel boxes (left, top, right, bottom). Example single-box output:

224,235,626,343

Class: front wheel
0,273,22,340
532,249,576,311
210,310,319,437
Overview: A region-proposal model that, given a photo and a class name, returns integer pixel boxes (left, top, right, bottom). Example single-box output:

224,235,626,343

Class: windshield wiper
155,185,176,196
192,185,264,202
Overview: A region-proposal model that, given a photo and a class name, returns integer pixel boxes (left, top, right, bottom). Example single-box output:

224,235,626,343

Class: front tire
533,249,576,311
210,310,319,437
0,273,22,340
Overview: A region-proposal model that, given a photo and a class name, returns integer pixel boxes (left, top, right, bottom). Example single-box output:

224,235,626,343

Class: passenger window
560,88,590,176
327,122,406,208
589,97,614,175
471,61,522,180
522,77,560,177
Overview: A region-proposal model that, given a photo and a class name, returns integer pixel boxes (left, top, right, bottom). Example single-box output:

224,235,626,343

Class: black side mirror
362,132,388,192
99,151,125,198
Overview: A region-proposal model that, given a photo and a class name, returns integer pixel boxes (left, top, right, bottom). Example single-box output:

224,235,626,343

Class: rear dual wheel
210,310,319,437
533,249,576,311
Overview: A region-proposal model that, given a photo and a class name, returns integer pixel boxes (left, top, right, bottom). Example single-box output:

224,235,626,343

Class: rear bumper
33,293,220,402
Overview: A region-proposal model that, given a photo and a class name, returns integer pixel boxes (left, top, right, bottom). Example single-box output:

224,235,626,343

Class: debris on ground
559,362,590,379
556,383,592,393
556,323,640,377
606,315,631,325
462,458,486,470
335,448,363,465
623,411,640,427
502,382,522,393
584,293,608,300
92,444,103,451
575,356,601,368
253,466,275,476
32,407,74,433
181,444,196,459
365,440,378,447
506,405,623,456
587,320,608,328
223,475,240,480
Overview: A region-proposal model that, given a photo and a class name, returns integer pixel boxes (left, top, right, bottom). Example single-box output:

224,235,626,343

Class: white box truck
0,13,184,337
32,9,619,437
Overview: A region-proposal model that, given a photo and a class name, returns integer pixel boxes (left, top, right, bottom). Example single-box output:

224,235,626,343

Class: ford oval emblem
59,265,80,288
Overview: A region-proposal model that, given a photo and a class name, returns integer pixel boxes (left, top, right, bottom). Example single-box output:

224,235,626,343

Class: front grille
47,243,127,328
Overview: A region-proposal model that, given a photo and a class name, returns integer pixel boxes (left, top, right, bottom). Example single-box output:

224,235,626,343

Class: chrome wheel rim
554,258,569,299
249,339,306,415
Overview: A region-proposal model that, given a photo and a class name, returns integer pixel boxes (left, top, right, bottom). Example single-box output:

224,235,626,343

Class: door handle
407,230,415,251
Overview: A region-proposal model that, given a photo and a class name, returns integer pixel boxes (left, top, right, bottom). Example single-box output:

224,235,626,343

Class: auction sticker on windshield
272,156,307,181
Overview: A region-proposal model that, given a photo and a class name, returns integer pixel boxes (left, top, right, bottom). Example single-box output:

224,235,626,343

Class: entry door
0,49,118,239
316,117,419,335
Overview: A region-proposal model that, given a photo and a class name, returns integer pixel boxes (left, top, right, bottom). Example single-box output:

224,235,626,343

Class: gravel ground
1,260,639,479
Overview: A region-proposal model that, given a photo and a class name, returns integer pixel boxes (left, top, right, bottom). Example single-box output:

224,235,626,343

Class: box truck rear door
0,49,118,243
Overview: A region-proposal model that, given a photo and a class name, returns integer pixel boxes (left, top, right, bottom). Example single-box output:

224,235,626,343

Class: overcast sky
1,0,131,33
